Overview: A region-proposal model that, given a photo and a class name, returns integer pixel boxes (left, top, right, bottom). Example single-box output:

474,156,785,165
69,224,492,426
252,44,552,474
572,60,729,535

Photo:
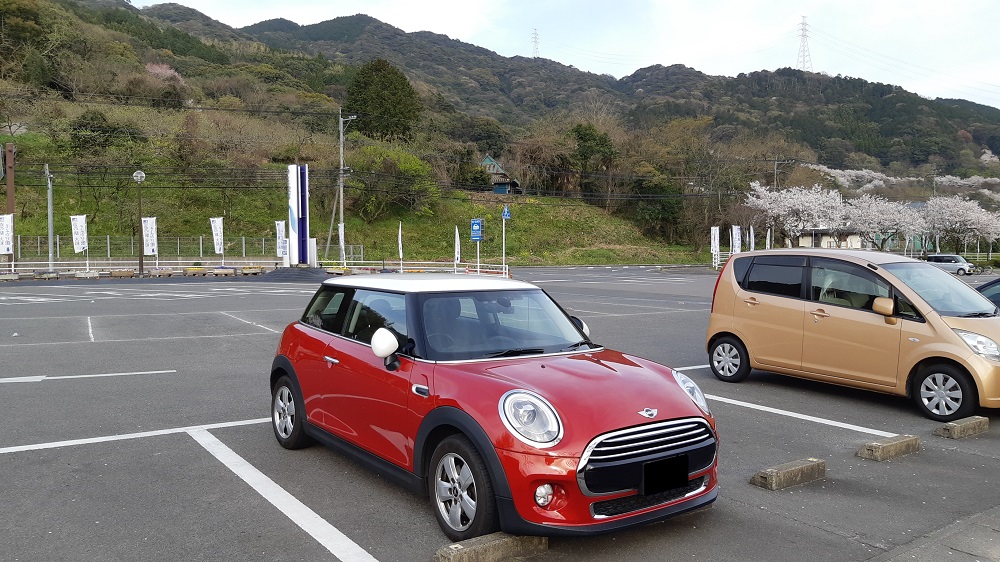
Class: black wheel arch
414,406,513,499
271,354,301,393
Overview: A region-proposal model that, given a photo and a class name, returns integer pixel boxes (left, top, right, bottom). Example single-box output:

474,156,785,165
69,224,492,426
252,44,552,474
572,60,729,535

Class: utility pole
133,170,145,277
773,158,795,187
4,143,14,270
45,164,53,272
325,107,355,265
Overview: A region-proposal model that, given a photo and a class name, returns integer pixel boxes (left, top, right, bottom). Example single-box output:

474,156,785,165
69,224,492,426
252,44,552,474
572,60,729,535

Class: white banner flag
731,225,742,254
748,225,756,252
0,213,11,255
275,220,287,257
210,217,224,255
710,226,720,255
454,225,461,264
71,215,88,253
142,217,158,256
398,221,403,262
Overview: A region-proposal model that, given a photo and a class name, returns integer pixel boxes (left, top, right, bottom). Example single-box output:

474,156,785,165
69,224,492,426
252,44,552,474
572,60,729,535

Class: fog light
534,484,554,507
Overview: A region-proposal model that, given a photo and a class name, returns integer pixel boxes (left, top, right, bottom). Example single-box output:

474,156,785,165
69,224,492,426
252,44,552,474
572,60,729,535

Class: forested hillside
2,0,1000,258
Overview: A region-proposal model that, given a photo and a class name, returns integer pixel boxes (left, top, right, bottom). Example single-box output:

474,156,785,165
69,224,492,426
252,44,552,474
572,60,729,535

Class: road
1,267,998,561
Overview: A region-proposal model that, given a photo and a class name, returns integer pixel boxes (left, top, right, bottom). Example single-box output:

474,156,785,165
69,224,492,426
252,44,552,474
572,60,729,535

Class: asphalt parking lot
2,268,999,561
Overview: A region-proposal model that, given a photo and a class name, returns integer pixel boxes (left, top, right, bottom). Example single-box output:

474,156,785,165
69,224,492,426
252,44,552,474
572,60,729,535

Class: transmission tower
796,16,813,72
532,28,540,58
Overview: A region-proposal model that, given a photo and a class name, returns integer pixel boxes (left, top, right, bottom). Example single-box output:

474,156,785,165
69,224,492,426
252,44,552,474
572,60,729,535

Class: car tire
709,335,751,382
913,364,977,422
957,268,967,276
428,435,499,541
272,375,312,449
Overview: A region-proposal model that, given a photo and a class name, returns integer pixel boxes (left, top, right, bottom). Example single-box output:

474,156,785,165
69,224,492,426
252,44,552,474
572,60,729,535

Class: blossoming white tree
923,196,996,253
745,182,845,247
845,194,925,250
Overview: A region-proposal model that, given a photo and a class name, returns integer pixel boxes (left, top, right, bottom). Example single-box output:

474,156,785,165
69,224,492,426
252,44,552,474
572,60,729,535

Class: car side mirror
872,297,897,325
371,328,401,371
571,316,590,337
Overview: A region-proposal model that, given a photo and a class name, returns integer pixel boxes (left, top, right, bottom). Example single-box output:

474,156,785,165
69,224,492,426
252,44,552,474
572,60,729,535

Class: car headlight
673,371,711,415
955,329,1000,362
499,390,562,448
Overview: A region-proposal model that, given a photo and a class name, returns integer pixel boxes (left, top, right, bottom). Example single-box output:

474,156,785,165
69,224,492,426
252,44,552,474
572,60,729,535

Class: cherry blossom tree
923,196,995,253
745,182,845,247
845,194,925,250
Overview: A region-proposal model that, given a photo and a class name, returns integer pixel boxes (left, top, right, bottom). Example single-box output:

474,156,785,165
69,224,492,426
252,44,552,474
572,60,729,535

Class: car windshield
417,289,595,361
883,262,997,317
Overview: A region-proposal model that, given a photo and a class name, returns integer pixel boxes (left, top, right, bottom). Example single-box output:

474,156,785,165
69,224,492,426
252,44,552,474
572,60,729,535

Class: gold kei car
706,249,1000,421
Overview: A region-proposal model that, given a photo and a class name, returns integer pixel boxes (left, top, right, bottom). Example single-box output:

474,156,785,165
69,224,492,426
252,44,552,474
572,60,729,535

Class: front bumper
492,447,718,535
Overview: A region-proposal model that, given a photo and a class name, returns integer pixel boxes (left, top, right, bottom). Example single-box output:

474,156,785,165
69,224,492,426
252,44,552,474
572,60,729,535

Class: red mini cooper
270,274,718,540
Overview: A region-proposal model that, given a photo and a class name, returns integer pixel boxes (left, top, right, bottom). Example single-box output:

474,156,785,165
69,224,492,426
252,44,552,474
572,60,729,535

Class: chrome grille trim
577,417,716,497
579,418,714,468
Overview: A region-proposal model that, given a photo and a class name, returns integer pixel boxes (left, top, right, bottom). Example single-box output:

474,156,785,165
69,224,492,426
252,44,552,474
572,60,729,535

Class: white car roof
320,273,538,293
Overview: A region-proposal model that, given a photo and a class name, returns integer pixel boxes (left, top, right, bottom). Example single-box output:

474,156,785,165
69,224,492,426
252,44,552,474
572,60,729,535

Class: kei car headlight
955,329,1000,362
499,390,563,448
673,371,711,415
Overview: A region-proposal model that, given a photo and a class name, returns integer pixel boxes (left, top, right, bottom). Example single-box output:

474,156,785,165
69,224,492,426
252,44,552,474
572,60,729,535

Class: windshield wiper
560,340,593,352
960,311,997,318
483,348,545,358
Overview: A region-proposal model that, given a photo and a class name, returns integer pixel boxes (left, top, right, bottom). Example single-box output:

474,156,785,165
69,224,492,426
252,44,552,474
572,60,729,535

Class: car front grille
578,418,716,496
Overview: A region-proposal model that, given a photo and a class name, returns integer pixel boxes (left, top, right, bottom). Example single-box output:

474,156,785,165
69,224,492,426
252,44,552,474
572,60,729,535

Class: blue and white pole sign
471,218,483,241
502,205,511,220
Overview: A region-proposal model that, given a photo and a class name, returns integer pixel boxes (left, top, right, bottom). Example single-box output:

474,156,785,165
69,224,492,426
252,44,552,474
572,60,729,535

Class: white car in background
926,254,974,275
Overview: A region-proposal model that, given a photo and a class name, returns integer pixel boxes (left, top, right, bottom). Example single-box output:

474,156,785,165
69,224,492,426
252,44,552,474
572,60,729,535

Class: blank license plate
641,455,689,496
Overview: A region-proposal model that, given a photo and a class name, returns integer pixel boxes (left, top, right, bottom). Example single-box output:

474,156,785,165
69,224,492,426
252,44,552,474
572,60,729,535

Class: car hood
448,349,710,454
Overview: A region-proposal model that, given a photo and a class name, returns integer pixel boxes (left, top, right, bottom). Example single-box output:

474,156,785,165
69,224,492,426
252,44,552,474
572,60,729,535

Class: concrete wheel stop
750,458,826,490
435,533,547,562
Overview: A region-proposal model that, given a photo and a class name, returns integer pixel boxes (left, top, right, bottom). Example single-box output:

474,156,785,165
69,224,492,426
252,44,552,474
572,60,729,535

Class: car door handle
809,309,830,321
743,297,759,306
323,355,339,365
412,384,430,398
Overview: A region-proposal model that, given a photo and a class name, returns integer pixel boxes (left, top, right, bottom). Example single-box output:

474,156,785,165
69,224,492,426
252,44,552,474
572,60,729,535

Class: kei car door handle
743,297,759,306
809,309,831,321
323,355,339,365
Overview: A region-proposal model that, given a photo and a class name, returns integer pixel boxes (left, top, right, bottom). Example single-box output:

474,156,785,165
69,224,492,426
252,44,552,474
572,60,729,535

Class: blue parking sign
471,218,483,241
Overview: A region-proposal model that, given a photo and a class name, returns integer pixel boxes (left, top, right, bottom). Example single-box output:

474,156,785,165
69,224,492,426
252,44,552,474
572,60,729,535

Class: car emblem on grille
638,408,657,418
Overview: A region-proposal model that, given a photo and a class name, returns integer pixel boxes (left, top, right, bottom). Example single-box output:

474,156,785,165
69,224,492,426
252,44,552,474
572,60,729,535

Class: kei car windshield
882,261,997,317
417,289,593,361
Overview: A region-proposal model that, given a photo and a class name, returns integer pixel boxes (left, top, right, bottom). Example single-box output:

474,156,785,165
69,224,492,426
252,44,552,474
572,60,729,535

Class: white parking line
674,364,898,438
188,429,380,562
87,317,94,342
0,418,269,455
0,369,177,384
220,311,281,334
0,332,275,347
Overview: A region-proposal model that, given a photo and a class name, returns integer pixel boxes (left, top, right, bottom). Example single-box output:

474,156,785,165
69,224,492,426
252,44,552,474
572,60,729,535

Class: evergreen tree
345,59,422,140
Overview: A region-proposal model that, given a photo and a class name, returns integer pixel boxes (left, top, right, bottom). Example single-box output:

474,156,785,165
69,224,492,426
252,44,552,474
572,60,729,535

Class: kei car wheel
957,268,967,275
913,364,977,422
709,335,751,382
272,375,311,449
428,435,499,541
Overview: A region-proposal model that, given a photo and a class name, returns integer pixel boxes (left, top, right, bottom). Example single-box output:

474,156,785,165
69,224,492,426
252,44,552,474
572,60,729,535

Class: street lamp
133,170,145,277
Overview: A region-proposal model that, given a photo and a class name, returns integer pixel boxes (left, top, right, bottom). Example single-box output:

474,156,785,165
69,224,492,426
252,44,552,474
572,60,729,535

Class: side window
343,290,408,345
301,287,352,333
745,263,804,298
895,294,923,321
810,258,890,311
731,256,751,285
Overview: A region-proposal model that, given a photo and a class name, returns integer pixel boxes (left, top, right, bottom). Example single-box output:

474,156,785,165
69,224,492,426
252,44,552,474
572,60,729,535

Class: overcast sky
131,0,1000,110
